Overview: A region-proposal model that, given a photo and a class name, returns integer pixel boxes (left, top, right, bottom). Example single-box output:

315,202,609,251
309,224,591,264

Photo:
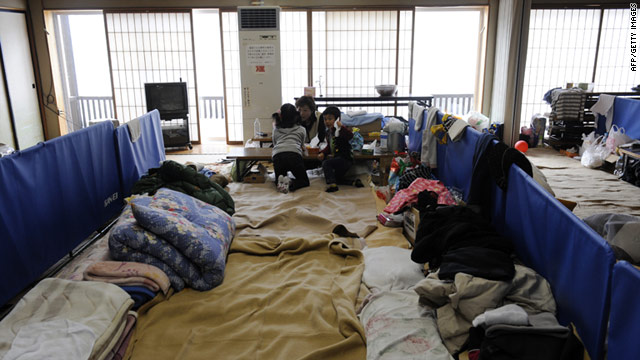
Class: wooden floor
165,141,242,155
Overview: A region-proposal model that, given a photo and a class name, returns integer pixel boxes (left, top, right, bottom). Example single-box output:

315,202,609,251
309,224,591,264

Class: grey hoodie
272,125,306,157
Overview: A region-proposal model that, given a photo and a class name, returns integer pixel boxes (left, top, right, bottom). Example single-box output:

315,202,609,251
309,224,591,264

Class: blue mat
0,121,123,305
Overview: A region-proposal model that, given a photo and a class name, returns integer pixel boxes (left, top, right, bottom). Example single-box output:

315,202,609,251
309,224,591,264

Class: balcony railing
71,96,115,128
432,94,474,116
72,96,226,128
200,96,224,119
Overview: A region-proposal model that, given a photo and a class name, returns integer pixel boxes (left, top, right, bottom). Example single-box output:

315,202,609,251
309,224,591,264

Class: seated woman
295,95,326,144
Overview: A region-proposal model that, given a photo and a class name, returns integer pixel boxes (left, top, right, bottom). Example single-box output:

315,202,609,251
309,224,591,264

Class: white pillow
362,246,425,291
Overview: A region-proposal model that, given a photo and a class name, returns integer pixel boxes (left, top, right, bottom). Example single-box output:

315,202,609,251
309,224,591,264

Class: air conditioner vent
239,7,279,30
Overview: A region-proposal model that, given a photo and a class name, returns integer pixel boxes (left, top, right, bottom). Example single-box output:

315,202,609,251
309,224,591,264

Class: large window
48,6,489,143
521,7,640,126
412,7,486,115
105,11,199,141
280,11,308,105
312,10,410,117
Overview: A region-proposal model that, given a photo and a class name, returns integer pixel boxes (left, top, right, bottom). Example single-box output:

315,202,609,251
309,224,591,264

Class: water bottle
380,131,388,151
254,118,261,137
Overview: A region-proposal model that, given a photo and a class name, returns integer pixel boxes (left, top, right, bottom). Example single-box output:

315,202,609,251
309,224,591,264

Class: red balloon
515,140,529,153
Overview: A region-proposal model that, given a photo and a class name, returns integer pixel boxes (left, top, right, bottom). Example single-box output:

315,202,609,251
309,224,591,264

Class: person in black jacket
317,106,364,192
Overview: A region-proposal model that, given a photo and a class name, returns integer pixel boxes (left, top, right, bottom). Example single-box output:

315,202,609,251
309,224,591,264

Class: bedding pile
0,278,133,360
109,188,235,291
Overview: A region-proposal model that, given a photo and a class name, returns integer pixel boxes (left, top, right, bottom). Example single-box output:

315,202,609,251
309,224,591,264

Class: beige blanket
125,177,379,359
229,177,378,238
526,147,640,218
126,235,366,360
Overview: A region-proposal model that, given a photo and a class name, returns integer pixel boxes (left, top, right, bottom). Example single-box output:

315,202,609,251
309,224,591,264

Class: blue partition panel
0,121,123,305
608,261,640,359
435,126,483,199
502,166,615,360
613,97,640,139
115,110,165,197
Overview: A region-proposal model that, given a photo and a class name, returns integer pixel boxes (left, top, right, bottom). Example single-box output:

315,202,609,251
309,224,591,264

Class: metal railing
71,96,115,127
200,96,224,119
72,96,225,128
432,94,474,116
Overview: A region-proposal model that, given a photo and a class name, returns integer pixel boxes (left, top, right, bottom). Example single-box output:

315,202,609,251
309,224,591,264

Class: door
0,10,44,150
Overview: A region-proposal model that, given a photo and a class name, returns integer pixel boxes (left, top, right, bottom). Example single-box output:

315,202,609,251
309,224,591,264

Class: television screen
144,82,189,120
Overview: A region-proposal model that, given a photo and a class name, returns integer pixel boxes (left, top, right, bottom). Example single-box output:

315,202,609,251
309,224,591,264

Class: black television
144,82,189,120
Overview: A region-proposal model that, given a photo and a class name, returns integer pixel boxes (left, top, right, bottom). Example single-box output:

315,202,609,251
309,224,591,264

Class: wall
0,0,25,9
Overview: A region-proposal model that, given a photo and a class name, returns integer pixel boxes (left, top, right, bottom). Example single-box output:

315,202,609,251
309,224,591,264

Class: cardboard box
403,207,421,245
243,164,267,183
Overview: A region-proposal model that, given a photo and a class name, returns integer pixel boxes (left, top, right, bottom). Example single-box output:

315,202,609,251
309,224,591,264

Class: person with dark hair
271,103,309,193
318,106,364,192
295,95,326,143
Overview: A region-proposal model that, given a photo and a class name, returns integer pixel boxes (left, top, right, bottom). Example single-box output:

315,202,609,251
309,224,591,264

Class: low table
251,134,272,148
226,147,395,186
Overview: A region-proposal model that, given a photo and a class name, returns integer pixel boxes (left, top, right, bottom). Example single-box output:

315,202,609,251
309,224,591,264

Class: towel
127,117,142,142
409,101,426,131
447,118,468,142
590,94,616,131
84,261,171,295
347,110,366,117
421,107,440,168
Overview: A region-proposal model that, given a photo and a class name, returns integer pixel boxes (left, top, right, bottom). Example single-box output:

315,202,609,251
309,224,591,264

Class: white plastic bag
463,111,490,131
244,139,259,148
581,135,611,168
605,125,633,153
579,131,596,156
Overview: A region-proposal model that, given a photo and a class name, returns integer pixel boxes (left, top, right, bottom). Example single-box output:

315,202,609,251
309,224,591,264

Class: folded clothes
120,286,158,310
84,261,171,295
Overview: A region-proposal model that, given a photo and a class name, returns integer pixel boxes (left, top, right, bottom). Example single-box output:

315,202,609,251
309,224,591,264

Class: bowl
375,85,397,96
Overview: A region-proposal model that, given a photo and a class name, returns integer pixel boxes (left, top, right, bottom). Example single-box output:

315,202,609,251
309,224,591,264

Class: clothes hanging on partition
421,106,441,168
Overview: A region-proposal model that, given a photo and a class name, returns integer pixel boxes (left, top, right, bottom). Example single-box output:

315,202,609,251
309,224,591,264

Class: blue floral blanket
109,188,235,291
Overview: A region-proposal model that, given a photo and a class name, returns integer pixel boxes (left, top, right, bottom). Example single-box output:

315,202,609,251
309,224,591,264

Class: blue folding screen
115,109,165,197
0,121,123,305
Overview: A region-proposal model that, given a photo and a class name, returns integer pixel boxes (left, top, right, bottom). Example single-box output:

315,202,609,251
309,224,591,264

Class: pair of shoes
326,184,339,192
277,175,290,194
352,179,364,188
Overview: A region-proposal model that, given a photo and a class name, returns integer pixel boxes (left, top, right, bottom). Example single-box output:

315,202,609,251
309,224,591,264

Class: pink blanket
84,261,171,294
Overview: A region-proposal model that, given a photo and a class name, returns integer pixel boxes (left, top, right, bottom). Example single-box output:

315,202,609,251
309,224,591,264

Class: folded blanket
0,278,133,360
105,312,137,360
109,188,236,291
84,261,171,295
120,286,158,310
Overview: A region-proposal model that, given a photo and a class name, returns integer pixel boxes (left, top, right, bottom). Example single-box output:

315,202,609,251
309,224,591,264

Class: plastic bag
244,139,259,148
605,125,633,153
350,127,364,151
581,135,610,168
464,111,490,131
579,131,596,156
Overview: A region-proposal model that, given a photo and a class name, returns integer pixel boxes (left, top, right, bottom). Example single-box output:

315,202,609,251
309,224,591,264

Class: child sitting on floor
272,103,310,194
317,106,364,192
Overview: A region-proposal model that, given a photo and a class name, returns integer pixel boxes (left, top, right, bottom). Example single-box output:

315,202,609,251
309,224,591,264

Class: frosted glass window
105,11,200,141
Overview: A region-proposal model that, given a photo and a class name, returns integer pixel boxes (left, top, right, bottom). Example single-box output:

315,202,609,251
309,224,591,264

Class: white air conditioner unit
237,6,281,142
